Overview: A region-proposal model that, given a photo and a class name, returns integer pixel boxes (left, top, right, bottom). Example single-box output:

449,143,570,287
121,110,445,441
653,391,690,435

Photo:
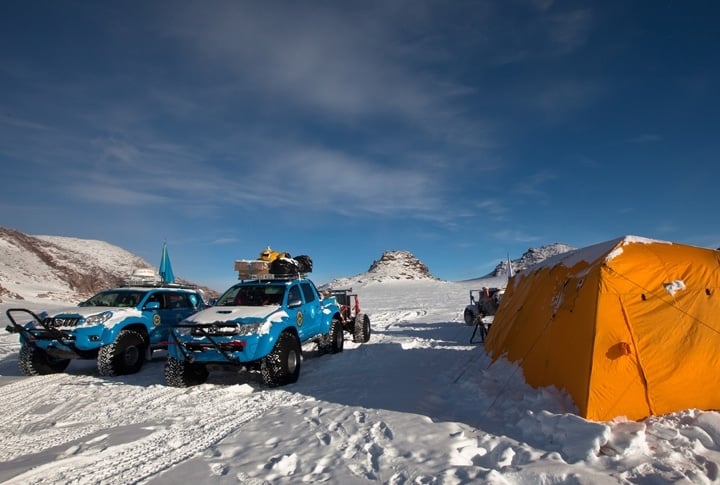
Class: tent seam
618,296,655,417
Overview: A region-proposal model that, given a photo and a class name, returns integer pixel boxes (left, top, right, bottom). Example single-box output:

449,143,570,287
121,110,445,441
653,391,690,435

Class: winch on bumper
168,321,271,363
5,308,99,360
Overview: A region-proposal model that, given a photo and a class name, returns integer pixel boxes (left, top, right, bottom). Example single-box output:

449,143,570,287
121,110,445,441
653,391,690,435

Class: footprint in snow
264,436,280,448
315,431,331,446
371,421,394,442
209,462,227,476
263,453,299,477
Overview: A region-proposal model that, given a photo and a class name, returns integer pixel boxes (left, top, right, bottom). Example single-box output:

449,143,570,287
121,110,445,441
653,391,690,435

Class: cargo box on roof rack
234,259,270,279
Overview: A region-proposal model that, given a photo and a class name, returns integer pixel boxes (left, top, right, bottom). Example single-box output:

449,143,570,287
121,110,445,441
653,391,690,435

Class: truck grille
44,317,82,328
192,322,237,336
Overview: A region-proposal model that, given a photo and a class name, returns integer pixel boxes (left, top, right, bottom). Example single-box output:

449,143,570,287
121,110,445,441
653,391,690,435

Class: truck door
147,292,195,345
285,284,309,340
299,282,322,335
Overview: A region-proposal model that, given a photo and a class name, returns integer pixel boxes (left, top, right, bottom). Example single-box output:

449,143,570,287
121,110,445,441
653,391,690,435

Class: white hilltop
0,227,154,303
489,242,576,278
324,250,436,289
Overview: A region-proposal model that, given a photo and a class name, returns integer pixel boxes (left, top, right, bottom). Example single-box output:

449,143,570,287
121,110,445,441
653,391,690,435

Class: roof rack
238,273,307,282
121,280,198,289
235,257,312,281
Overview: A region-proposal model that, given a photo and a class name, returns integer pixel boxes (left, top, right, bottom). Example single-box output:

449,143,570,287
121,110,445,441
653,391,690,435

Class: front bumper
168,324,269,365
5,308,103,359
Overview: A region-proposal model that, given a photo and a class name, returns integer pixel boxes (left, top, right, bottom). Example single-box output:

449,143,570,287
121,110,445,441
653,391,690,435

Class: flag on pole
159,242,175,284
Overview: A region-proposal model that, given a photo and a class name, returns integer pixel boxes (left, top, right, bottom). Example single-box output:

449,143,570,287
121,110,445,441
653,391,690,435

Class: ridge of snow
605,235,673,262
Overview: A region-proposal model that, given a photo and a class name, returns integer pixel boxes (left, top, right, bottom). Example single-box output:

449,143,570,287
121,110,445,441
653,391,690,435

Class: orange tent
485,236,720,421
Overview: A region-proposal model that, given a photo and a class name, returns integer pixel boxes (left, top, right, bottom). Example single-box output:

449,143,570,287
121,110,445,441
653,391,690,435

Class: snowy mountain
324,250,435,288
0,227,211,303
325,245,575,290
490,242,575,277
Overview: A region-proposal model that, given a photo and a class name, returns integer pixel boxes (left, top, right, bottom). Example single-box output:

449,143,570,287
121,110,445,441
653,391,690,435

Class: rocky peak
492,243,575,276
367,250,434,280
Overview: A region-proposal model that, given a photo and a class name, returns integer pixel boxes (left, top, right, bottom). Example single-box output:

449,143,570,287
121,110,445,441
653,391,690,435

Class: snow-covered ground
1,277,720,484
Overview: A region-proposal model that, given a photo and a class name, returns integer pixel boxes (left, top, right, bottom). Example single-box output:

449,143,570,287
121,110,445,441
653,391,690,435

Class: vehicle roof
107,286,202,293
234,277,312,286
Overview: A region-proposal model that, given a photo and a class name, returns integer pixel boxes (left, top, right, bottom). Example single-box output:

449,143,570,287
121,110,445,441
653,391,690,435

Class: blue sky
1,1,719,291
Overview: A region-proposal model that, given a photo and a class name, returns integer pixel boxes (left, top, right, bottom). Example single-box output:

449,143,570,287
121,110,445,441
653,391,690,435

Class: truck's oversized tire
319,317,344,354
164,356,209,387
18,345,70,376
464,309,475,326
97,329,146,376
353,313,371,343
261,331,301,387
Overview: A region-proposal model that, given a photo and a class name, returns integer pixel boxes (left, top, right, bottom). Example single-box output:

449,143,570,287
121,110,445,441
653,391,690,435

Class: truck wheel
18,345,70,376
164,356,209,387
261,331,301,387
319,317,344,354
353,313,371,343
464,309,475,326
97,329,146,376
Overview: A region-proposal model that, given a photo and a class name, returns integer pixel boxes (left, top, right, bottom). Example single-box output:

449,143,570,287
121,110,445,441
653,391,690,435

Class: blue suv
5,286,206,376
165,277,343,387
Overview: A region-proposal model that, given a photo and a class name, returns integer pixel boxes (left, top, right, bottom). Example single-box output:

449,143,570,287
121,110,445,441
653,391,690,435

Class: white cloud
492,229,543,243
512,171,557,198
545,8,594,56
531,78,604,120
155,1,495,147
0,114,51,131
70,184,168,206
474,199,510,220
628,134,662,144
223,146,444,216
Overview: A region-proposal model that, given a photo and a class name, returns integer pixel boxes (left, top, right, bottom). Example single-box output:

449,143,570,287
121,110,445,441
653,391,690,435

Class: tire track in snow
370,309,428,330
3,387,307,485
0,375,183,462
0,375,100,460
0,374,68,429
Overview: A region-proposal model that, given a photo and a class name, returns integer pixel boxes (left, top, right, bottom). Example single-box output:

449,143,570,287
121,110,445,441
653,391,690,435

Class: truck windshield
79,290,147,307
216,285,286,306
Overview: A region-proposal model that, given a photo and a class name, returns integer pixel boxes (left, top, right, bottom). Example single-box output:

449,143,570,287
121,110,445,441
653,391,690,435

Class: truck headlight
84,311,113,326
236,323,262,336
175,326,194,336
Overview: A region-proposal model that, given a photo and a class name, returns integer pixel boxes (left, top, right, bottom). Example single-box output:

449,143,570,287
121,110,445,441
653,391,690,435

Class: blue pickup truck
5,286,206,376
165,276,343,387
